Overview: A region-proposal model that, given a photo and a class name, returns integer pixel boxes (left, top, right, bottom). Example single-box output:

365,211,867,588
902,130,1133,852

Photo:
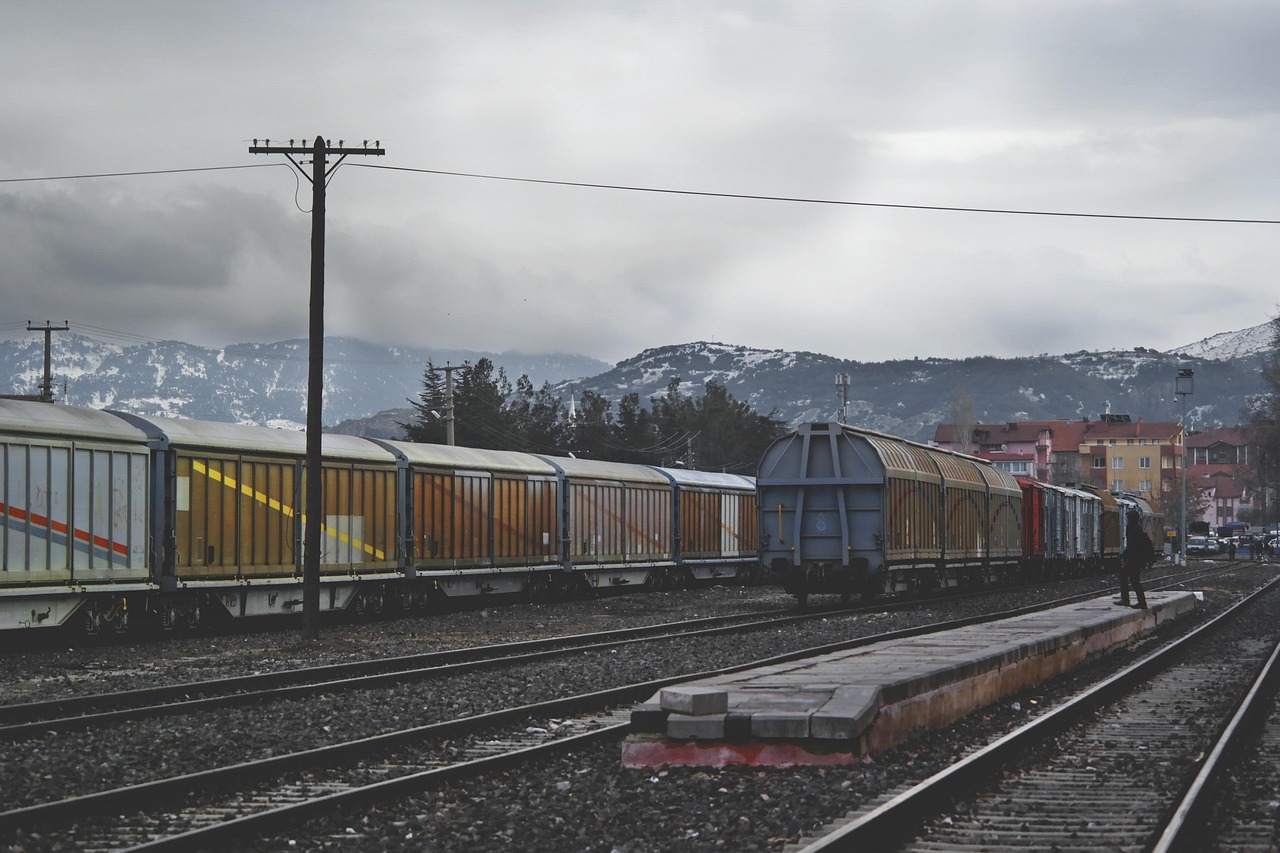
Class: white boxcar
0,400,151,631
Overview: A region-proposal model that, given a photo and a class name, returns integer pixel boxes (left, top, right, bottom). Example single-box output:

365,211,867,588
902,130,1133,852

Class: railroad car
651,467,758,585
112,412,400,626
1078,486,1164,570
0,400,758,634
759,422,1166,605
372,440,563,601
0,401,151,632
756,421,1023,605
1017,478,1103,577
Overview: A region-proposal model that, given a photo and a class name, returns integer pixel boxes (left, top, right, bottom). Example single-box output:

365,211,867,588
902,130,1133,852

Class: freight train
0,400,758,634
756,422,1163,605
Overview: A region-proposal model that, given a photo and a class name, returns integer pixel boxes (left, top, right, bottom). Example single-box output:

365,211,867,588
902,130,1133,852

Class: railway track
787,574,1280,852
0,562,1222,736
0,563,1234,852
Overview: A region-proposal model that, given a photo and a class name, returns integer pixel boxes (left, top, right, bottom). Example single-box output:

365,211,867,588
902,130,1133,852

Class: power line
0,163,284,183
354,163,1280,225
2,160,1273,224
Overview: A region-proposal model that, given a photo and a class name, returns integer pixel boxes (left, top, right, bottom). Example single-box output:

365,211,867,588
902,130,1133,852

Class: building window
1112,479,1124,491
1140,479,1152,492
1113,457,1124,469
1163,456,1174,469
1139,457,1151,469
1140,439,1148,445
1092,456,1106,469
1127,439,1134,445
1109,439,1116,446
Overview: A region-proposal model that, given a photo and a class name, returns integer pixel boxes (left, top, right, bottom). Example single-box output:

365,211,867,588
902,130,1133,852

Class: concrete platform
622,591,1200,768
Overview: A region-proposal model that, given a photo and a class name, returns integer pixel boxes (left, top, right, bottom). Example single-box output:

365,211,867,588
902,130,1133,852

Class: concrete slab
620,591,1200,769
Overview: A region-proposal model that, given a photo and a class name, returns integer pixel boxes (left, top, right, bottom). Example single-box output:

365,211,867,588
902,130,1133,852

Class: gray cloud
1,0,1276,365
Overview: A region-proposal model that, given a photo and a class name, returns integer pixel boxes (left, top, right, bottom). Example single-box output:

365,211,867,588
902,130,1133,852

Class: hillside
0,324,1269,443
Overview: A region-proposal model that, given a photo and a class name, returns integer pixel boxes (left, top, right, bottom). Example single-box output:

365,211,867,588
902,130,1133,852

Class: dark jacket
1123,515,1156,567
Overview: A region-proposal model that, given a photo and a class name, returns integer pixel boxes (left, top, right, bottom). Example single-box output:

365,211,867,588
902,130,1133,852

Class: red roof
1187,426,1258,448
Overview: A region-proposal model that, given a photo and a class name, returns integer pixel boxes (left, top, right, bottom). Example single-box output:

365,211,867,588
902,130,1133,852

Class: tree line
399,358,789,474
1242,311,1280,525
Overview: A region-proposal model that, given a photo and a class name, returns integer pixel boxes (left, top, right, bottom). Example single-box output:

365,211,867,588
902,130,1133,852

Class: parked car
1186,536,1214,557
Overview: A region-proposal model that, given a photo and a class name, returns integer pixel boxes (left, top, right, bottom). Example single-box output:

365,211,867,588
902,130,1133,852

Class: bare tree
949,389,976,453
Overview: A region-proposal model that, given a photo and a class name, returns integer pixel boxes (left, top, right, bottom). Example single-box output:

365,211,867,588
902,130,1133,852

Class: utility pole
249,136,385,641
1176,367,1195,567
27,321,69,402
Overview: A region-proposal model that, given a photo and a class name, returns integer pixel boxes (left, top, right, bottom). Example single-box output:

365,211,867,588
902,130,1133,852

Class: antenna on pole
835,372,850,424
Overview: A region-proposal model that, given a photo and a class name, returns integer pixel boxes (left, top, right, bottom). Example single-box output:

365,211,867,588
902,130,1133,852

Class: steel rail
0,576,1201,836
1150,627,1280,853
0,564,1240,849
0,561,1224,737
789,574,1280,852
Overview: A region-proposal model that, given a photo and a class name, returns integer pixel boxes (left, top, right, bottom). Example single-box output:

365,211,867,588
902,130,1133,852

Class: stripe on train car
192,460,386,560
0,501,130,557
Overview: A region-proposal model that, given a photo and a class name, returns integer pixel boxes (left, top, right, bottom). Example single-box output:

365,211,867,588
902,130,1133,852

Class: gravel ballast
1,563,1271,852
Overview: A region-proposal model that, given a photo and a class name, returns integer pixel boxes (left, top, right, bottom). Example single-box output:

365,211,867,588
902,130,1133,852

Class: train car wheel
161,600,177,632
81,608,101,637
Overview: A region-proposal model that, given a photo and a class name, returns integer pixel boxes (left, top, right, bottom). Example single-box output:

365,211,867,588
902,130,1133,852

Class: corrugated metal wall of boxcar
567,480,672,563
737,491,757,559
3,440,148,584
317,464,395,570
626,484,672,561
679,490,718,558
415,470,491,567
1019,480,1045,562
885,476,942,561
864,434,942,565
175,453,395,579
976,467,1022,560
490,476,558,566
569,482,623,561
930,453,987,561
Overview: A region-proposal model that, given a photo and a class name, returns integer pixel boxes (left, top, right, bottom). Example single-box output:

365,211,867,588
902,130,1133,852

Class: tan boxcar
650,467,757,583
374,440,561,597
115,414,398,620
537,455,674,589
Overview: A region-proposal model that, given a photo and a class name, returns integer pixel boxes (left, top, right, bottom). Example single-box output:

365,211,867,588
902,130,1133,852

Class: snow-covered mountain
0,334,609,429
1171,324,1273,361
1,324,1270,442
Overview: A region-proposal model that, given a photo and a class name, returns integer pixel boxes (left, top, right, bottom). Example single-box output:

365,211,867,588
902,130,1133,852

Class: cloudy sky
2,1,1277,366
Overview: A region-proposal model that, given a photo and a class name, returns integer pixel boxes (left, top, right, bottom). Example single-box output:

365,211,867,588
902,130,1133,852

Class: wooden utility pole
249,136,385,640
27,321,69,402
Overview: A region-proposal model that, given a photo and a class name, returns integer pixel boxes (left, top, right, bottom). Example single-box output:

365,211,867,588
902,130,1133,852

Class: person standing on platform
1228,539,1237,561
1118,510,1152,609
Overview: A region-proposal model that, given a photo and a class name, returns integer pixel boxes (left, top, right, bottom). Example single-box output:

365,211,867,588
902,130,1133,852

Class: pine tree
401,362,447,443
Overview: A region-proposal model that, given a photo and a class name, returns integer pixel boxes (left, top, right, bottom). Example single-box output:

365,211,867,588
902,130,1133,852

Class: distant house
934,411,1185,512
933,421,1055,480
1186,427,1260,528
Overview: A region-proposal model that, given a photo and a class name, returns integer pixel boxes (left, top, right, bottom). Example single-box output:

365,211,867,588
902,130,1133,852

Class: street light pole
1176,367,1195,565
